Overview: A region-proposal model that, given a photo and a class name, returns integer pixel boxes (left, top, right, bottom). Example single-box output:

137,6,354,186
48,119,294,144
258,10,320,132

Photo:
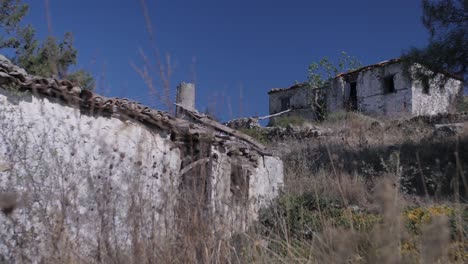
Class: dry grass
2,2,464,262
0,95,467,263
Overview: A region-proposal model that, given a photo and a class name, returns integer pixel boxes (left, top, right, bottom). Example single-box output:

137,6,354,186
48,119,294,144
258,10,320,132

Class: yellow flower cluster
350,212,381,230
404,205,455,233
400,241,417,254
406,205,453,222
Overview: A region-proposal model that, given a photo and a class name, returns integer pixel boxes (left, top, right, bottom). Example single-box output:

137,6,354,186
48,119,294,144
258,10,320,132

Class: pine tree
403,0,467,81
0,0,95,90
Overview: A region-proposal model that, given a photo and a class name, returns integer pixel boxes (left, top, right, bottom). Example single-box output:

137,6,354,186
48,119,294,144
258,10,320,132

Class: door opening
348,82,358,111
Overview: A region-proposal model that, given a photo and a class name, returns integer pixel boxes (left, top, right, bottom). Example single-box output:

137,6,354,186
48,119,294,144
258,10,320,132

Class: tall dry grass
0,90,467,263
0,3,465,262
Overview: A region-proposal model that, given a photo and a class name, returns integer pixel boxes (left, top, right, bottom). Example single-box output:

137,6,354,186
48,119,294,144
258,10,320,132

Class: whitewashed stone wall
327,62,463,118
327,77,346,113
0,87,283,262
269,84,323,122
411,65,463,116
354,63,412,117
210,150,283,234
269,85,311,113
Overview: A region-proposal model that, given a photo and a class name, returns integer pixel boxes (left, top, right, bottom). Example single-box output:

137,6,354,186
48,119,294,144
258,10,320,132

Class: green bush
239,128,270,144
258,193,381,240
457,96,468,112
271,115,306,127
325,111,377,124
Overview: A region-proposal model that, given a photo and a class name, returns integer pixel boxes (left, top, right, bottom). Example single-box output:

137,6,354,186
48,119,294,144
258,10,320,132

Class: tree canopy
403,0,467,82
0,0,94,90
307,52,361,88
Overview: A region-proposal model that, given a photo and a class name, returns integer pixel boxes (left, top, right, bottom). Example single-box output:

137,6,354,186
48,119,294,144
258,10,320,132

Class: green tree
307,52,361,120
403,0,467,81
307,51,362,88
0,0,94,90
0,0,28,50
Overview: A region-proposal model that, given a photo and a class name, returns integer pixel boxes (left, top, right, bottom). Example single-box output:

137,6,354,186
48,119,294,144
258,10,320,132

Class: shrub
457,96,468,112
271,115,306,127
239,128,270,144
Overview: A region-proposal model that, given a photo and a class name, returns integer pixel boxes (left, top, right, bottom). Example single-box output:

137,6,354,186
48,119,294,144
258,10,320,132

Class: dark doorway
348,82,358,111
383,75,396,94
280,97,291,111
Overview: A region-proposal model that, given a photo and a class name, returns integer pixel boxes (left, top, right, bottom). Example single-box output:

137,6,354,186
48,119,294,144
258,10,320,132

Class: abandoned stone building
0,55,283,261
268,59,464,123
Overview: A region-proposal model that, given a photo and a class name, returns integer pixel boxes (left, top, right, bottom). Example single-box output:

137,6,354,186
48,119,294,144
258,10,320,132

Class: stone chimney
176,82,196,118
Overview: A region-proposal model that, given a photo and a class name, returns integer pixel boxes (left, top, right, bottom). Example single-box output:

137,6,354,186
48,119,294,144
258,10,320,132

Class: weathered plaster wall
327,77,346,113
210,151,283,234
269,85,312,114
326,62,463,118
327,64,412,116
355,63,412,117
269,85,324,123
0,87,283,261
411,66,463,116
0,88,182,261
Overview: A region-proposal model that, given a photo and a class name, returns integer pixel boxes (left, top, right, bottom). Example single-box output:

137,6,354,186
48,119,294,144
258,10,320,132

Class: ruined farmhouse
0,55,283,261
268,59,464,123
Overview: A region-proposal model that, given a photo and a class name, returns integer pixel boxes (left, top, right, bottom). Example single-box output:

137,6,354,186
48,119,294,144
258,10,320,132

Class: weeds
0,84,467,262
270,116,307,128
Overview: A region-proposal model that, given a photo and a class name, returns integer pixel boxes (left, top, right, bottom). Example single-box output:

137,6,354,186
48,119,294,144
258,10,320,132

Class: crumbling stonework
410,66,463,116
330,61,413,117
225,117,261,130
269,59,463,121
0,56,283,262
268,83,325,123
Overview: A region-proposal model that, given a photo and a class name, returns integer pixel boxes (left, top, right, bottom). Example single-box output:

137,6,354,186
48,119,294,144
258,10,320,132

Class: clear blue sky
22,0,429,121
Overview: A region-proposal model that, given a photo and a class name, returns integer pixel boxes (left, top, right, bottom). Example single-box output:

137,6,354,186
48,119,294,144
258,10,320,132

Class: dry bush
261,129,466,263
285,163,370,207
256,175,466,264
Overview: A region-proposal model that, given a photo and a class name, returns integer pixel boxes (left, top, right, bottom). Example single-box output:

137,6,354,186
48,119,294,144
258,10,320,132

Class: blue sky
22,0,429,121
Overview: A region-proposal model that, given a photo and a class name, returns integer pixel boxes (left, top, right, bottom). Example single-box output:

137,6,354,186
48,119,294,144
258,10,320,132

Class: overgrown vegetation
3,102,467,262
0,0,466,263
270,115,307,128
305,52,362,120
258,116,468,262
239,128,270,144
458,96,468,112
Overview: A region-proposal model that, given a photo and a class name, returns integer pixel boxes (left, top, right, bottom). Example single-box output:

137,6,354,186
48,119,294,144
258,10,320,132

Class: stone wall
354,62,412,117
268,84,324,123
271,61,462,122
327,77,346,113
327,61,462,118
411,65,463,116
269,85,311,113
0,88,182,260
0,58,283,262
